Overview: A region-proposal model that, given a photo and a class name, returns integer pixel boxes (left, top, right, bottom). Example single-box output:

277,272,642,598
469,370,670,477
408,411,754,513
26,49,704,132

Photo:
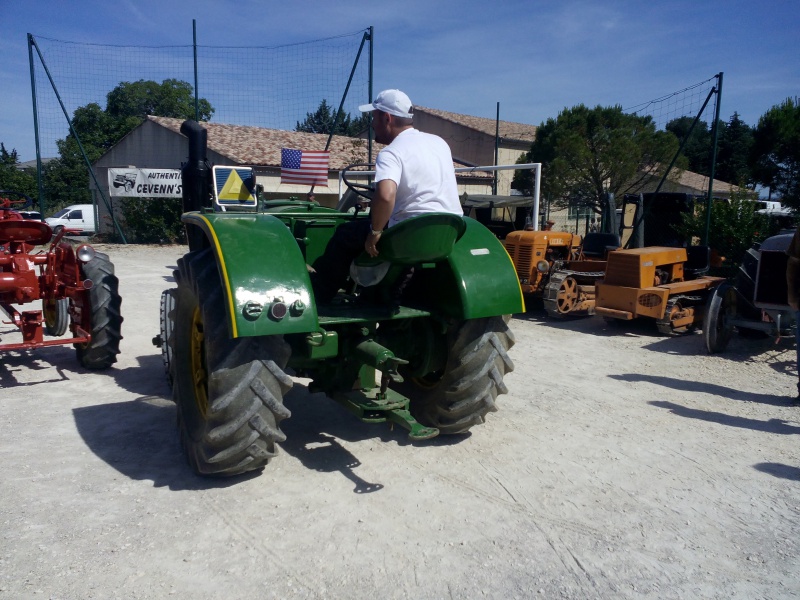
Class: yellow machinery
595,246,724,334
504,229,582,297
541,232,622,318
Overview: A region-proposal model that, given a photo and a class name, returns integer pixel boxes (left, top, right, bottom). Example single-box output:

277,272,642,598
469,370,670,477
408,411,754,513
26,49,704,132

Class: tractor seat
581,232,621,258
684,245,711,278
351,213,466,287
0,219,52,246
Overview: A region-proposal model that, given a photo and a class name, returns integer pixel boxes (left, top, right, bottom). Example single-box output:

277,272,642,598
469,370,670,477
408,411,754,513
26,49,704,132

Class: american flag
280,148,330,186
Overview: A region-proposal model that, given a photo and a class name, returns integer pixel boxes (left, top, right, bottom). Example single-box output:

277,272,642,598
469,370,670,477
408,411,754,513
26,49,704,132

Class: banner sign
108,168,182,198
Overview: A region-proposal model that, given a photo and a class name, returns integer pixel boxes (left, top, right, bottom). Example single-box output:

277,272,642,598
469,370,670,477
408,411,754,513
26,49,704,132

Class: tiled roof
149,116,736,193
676,169,740,195
413,106,538,143
148,116,375,170
641,162,742,195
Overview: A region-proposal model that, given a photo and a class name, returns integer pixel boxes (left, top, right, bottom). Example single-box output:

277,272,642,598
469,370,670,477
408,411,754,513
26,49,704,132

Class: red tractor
0,191,122,368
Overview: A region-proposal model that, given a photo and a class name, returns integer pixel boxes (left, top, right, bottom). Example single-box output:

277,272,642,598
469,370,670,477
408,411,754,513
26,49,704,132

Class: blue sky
2,0,798,162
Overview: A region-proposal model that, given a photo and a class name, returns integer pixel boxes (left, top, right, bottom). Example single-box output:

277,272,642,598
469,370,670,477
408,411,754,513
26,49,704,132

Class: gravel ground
1,243,798,599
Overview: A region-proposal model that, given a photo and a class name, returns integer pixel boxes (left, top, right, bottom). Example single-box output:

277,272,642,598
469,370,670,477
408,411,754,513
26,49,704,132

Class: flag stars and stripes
280,148,330,187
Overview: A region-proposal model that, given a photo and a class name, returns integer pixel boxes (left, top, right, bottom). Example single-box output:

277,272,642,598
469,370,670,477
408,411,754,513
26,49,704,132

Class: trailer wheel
75,252,123,369
395,316,515,435
43,297,69,336
173,249,293,477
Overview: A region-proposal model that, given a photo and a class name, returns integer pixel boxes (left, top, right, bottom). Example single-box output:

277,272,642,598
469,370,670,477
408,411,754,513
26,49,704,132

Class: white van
46,204,96,235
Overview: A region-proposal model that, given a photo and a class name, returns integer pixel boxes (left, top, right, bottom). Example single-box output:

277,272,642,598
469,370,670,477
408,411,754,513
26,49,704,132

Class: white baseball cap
358,89,414,119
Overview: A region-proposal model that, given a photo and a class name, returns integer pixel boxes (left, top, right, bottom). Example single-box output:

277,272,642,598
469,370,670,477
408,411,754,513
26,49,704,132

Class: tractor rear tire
44,297,69,337
396,316,515,435
704,282,736,353
173,249,293,477
75,252,123,369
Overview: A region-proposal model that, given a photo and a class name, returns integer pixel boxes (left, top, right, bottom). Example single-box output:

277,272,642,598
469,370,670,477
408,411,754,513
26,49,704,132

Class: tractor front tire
158,288,177,388
173,249,293,477
75,252,123,369
396,316,515,435
44,297,69,337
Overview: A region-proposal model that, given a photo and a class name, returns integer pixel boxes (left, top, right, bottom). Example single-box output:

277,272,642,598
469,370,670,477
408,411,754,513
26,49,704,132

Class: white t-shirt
374,128,463,227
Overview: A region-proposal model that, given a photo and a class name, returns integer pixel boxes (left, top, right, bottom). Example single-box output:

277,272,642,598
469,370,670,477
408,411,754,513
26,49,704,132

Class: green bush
674,192,784,269
119,197,184,243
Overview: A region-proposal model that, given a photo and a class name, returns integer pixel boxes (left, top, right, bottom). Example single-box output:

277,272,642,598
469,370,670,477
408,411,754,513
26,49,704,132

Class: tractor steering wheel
341,163,375,201
0,190,34,211
337,163,376,214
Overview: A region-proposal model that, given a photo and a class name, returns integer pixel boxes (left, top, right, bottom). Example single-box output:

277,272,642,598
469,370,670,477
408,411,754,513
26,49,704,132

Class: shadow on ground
72,357,463,492
649,399,800,435
279,384,468,494
753,462,800,480
72,353,261,491
610,373,793,407
512,307,677,340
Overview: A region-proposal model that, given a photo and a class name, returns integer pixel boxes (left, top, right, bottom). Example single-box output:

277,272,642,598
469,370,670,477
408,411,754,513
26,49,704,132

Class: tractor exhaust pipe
180,120,210,214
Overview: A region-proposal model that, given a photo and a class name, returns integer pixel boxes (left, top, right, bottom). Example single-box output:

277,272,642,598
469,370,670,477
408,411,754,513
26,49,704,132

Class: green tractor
158,121,523,476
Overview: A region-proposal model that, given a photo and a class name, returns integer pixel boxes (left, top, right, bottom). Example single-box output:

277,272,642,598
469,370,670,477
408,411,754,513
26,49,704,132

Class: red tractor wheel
74,252,123,369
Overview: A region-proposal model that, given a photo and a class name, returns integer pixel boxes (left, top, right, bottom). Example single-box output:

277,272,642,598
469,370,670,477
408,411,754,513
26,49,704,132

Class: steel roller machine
594,245,723,334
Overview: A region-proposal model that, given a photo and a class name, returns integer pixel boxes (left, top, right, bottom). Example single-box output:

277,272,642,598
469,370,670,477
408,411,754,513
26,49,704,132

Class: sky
1,0,798,163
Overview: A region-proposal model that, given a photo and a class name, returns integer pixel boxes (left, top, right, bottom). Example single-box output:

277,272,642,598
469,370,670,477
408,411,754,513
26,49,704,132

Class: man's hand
365,231,381,257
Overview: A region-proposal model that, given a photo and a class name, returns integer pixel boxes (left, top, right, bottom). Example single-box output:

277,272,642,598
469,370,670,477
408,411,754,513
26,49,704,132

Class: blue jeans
310,219,372,303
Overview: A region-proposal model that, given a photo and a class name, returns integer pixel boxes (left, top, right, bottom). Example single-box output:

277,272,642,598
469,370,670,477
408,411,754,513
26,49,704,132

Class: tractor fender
443,217,525,319
182,211,319,338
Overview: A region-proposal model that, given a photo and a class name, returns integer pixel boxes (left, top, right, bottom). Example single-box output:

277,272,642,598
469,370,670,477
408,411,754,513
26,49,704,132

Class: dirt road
1,244,798,599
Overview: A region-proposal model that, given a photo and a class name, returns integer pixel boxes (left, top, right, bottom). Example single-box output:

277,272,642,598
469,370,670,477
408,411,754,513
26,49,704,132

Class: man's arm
365,179,397,257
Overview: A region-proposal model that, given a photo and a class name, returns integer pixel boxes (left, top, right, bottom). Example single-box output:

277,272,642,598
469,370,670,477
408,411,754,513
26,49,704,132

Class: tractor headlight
269,299,288,321
536,260,550,273
76,244,95,263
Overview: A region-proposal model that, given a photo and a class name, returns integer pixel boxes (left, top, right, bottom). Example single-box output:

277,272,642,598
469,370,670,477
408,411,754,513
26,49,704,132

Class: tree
295,99,370,137
666,116,712,175
44,79,215,213
716,112,754,187
751,97,800,209
674,189,774,268
514,104,680,213
106,79,213,134
0,143,38,199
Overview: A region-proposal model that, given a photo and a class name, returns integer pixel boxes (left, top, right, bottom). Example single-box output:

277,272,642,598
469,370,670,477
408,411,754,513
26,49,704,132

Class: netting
543,75,721,236
624,75,719,132
30,29,371,159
